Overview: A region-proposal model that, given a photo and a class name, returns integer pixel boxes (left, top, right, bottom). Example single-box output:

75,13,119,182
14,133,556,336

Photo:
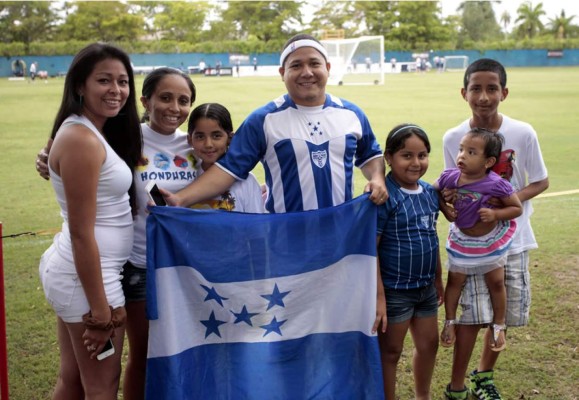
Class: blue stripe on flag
146,332,383,400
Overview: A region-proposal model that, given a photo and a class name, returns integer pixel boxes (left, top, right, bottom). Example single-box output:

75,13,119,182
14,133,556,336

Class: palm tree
514,1,545,39
548,10,575,39
500,10,511,39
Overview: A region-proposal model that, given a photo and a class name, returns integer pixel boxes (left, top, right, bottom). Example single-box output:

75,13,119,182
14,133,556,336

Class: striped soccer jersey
217,93,382,213
377,173,440,290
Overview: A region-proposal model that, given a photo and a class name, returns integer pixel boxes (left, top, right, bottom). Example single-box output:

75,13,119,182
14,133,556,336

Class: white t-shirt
129,123,198,268
191,166,264,213
442,114,548,254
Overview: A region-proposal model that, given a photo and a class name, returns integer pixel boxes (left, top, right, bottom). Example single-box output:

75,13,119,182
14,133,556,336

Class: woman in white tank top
38,43,141,400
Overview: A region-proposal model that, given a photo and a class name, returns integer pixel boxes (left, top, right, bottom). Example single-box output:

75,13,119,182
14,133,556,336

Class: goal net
320,36,385,86
443,55,469,72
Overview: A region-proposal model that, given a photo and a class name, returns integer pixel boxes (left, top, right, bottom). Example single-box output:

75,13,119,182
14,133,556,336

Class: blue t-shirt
377,173,439,290
217,93,382,213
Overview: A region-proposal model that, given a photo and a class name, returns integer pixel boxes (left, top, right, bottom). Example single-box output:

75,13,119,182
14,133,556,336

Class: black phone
145,181,167,206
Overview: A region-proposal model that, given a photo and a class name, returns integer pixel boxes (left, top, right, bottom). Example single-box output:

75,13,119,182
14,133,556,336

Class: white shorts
458,251,530,327
39,245,125,323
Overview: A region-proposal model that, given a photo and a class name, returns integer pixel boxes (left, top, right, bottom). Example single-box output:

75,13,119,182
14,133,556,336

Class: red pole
0,223,9,400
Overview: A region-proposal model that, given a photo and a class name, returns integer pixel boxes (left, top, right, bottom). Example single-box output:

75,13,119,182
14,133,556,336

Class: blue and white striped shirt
377,173,439,290
217,94,382,213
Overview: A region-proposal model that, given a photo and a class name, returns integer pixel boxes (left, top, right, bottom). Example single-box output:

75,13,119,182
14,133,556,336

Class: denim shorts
385,282,439,324
121,261,147,303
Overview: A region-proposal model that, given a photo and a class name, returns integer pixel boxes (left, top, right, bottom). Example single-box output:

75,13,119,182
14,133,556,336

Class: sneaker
468,369,503,400
444,384,468,399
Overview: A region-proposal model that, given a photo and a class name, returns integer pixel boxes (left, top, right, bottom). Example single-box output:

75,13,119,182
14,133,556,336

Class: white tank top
48,114,134,272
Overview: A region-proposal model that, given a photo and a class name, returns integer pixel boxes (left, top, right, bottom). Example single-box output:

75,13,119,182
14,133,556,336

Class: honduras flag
145,194,384,400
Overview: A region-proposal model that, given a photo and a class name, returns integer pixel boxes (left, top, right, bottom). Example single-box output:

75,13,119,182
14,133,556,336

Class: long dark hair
49,42,142,210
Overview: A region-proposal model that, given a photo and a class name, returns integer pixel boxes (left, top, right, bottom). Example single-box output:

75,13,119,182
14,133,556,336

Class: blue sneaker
468,369,503,400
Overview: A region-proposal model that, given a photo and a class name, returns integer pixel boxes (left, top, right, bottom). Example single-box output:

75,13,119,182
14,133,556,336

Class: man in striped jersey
167,33,387,212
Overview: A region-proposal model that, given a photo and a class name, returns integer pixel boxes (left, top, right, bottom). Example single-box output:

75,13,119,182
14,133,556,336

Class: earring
79,94,83,107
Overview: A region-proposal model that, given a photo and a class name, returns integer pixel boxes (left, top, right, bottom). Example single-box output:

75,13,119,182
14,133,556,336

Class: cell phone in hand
96,338,115,361
145,181,167,206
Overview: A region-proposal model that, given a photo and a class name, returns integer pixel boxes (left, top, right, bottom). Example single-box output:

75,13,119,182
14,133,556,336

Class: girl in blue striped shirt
375,124,444,400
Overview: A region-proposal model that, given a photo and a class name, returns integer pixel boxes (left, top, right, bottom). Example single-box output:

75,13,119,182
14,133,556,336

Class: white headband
279,39,329,66
390,125,425,139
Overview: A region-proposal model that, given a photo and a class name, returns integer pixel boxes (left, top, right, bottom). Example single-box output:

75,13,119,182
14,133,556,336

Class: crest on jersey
311,150,328,168
421,215,430,228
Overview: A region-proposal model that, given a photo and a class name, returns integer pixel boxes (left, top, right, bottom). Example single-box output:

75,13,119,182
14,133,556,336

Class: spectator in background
29,61,37,81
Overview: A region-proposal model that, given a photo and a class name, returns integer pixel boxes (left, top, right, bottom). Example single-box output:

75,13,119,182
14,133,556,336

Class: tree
0,1,55,51
218,1,303,42
386,1,450,50
309,1,359,38
457,1,502,43
352,1,398,37
153,1,209,42
500,10,511,35
56,1,144,42
548,10,575,39
514,1,545,39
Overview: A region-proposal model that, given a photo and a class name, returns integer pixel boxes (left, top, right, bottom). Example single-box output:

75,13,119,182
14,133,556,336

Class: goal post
320,35,385,86
443,55,469,72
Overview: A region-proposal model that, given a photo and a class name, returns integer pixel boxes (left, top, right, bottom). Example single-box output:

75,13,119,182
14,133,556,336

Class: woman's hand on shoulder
36,138,53,180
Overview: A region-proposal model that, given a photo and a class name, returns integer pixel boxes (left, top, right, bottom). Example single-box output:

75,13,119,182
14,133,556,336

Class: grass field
0,67,578,399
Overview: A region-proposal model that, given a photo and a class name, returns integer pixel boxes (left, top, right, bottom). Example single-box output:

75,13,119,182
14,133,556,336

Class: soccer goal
320,35,385,86
443,55,469,72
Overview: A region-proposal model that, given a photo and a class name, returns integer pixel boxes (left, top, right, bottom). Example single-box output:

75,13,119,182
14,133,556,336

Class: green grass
1,67,578,399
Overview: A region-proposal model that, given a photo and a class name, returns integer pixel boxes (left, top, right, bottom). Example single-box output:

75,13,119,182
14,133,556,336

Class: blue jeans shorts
385,282,439,324
121,261,147,303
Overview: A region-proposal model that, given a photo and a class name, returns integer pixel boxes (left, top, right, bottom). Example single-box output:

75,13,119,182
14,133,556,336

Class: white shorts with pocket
39,245,125,323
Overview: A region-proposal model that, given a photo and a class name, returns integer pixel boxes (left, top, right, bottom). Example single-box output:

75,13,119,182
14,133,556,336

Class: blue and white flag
145,194,384,400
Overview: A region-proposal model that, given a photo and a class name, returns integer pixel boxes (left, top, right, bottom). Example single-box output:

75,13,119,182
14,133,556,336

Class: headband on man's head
279,39,329,66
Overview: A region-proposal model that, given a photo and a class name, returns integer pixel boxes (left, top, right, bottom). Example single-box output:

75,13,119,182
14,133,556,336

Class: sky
439,0,579,31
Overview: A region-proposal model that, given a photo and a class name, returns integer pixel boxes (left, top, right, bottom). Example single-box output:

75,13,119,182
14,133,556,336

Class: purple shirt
436,169,515,229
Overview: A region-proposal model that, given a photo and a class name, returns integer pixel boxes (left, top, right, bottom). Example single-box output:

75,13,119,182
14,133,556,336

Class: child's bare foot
441,319,457,347
489,323,507,352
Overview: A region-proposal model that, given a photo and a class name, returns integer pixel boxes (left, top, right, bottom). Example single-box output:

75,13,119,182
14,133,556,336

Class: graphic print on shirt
456,189,481,209
307,120,323,136
420,215,432,229
311,150,328,168
137,152,196,172
492,149,515,181
190,191,236,211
